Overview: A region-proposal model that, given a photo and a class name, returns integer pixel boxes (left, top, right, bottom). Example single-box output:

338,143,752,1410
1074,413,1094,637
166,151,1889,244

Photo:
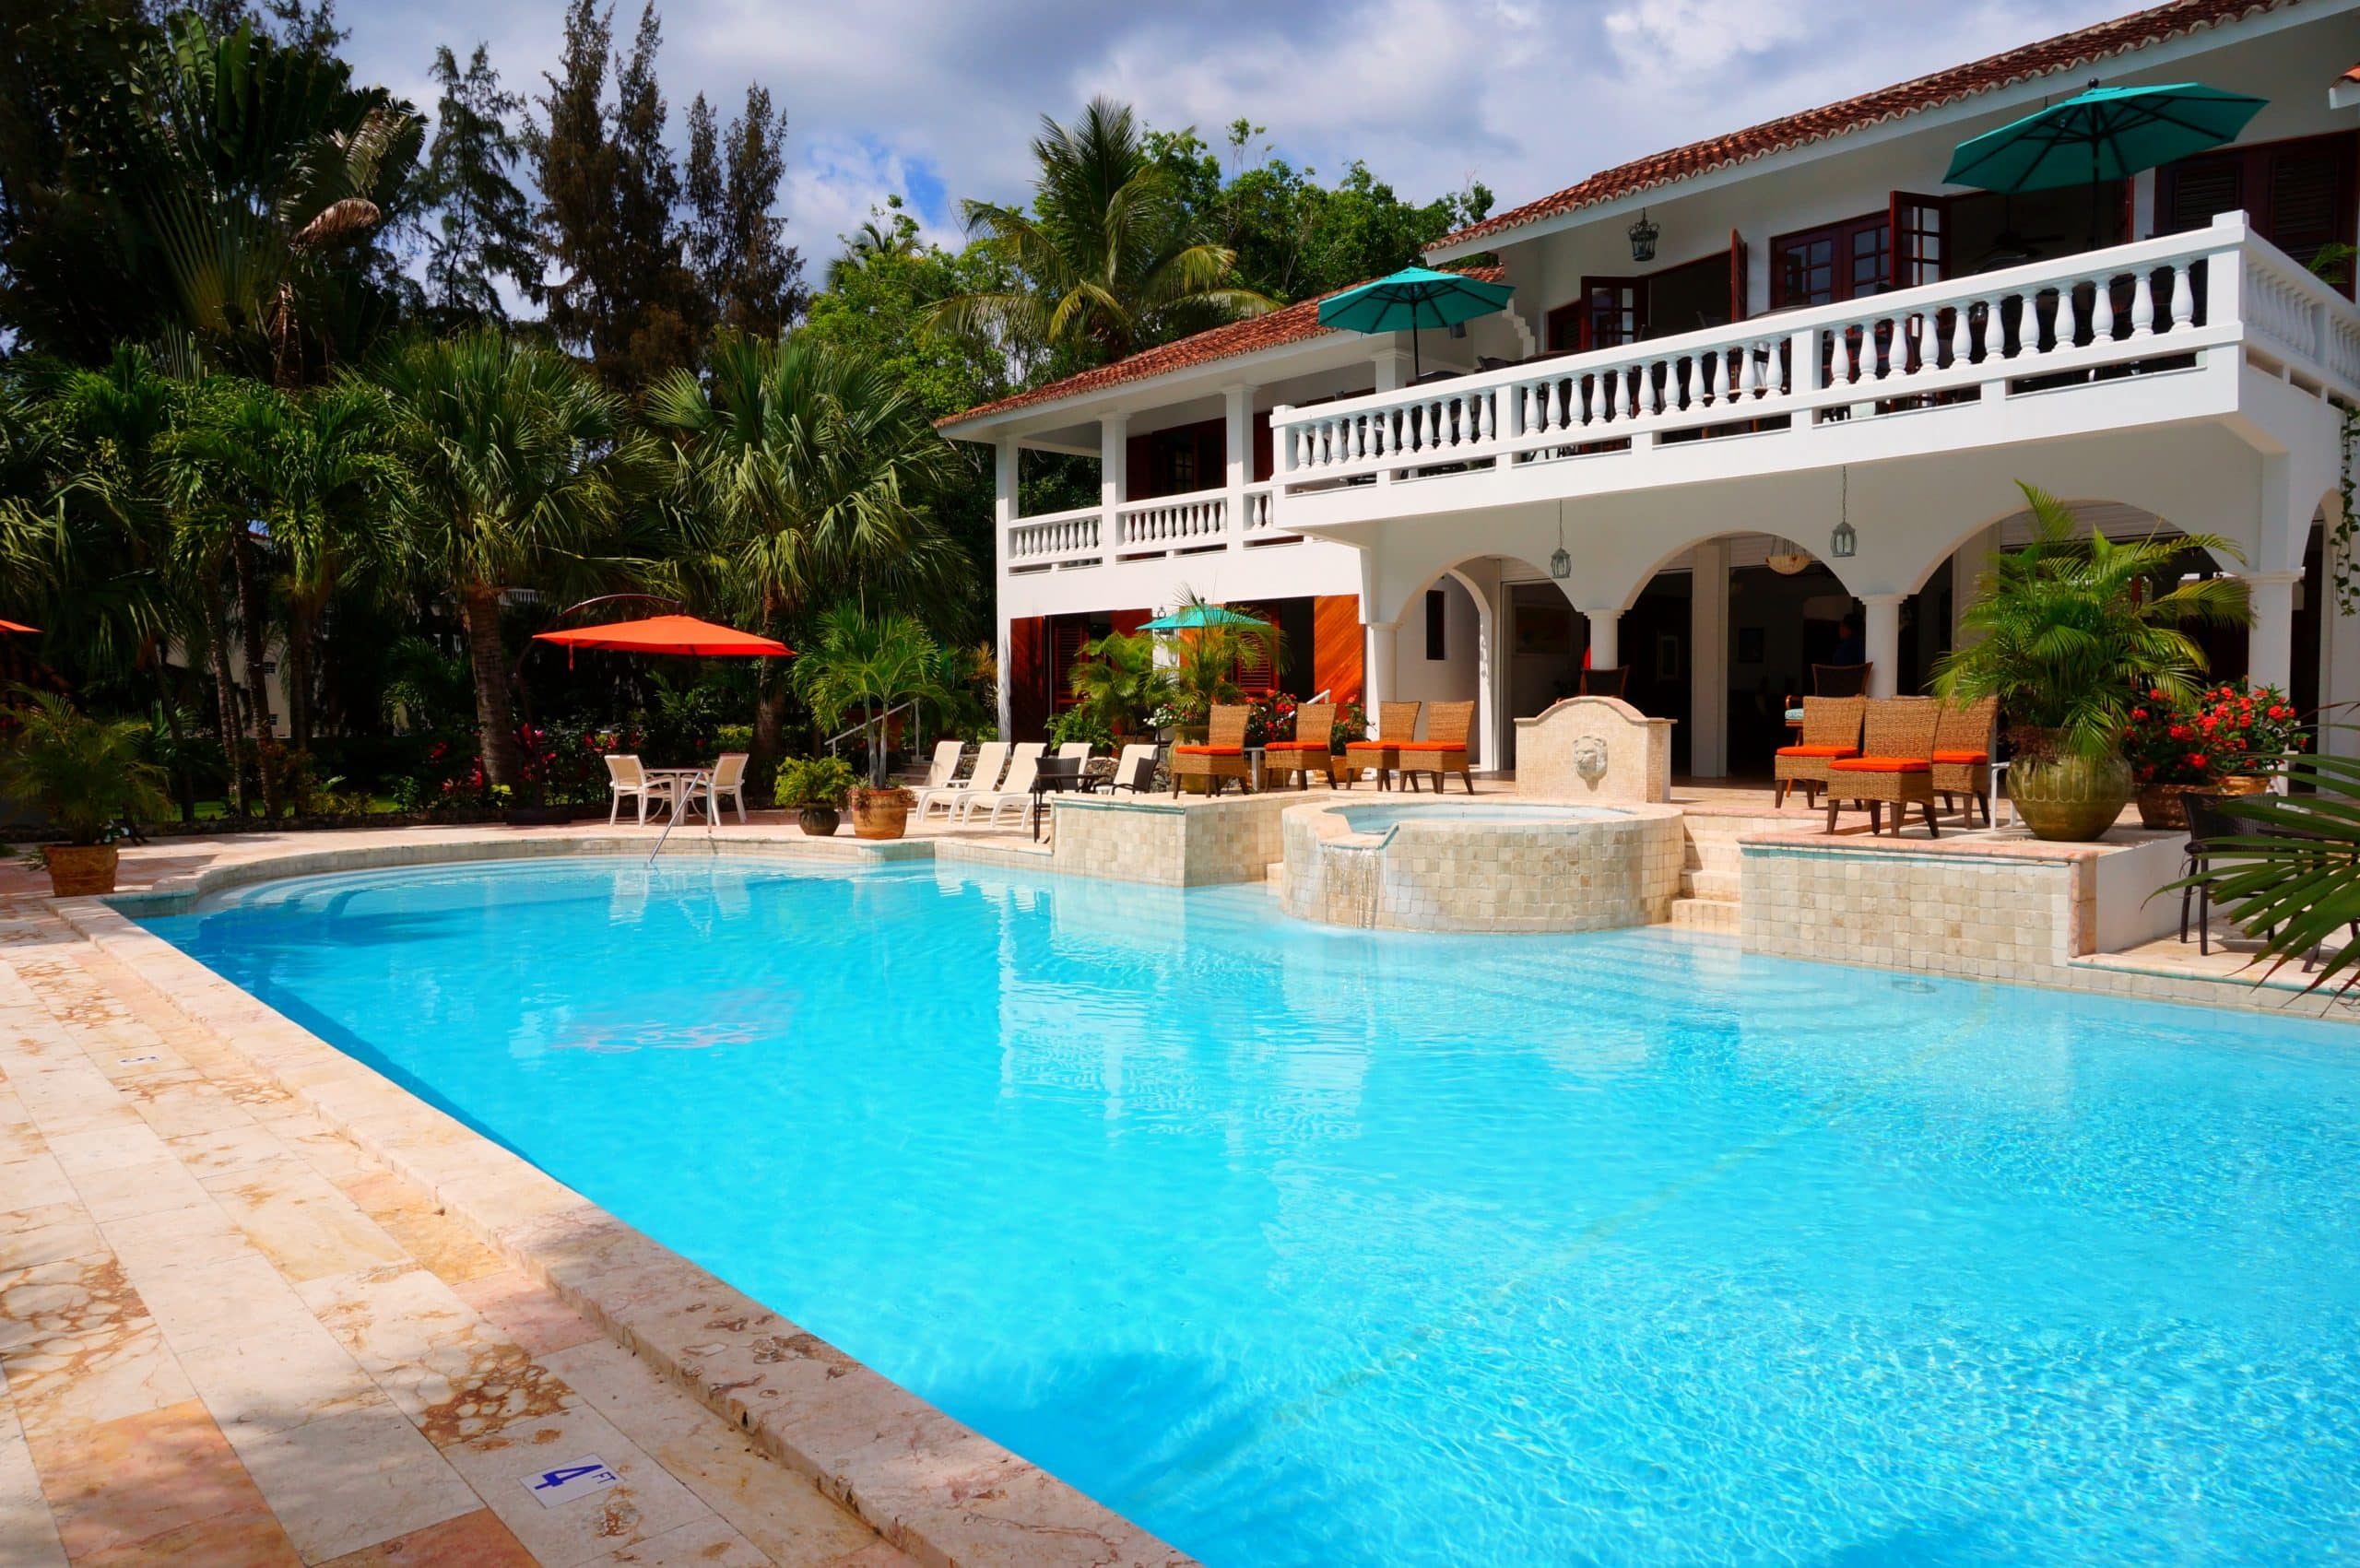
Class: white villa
938,0,2360,779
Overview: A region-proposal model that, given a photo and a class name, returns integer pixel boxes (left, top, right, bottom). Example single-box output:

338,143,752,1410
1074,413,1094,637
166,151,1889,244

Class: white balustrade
1271,217,2350,494
1115,491,1226,551
1005,505,1103,568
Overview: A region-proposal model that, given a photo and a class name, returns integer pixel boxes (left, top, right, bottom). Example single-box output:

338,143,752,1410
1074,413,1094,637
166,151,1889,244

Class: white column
1371,348,1414,393
1689,540,1729,777
1583,608,1620,672
1364,621,1398,729
1949,525,2002,650
1222,384,1253,549
1098,412,1127,565
2243,571,2303,691
1860,593,1906,697
992,437,1018,737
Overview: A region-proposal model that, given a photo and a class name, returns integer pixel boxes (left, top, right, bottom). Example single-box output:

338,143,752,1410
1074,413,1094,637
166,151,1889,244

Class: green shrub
774,753,860,808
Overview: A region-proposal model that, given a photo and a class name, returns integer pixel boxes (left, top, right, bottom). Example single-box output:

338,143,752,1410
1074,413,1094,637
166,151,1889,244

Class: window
2160,131,2357,290
1425,589,1446,661
1771,213,1892,308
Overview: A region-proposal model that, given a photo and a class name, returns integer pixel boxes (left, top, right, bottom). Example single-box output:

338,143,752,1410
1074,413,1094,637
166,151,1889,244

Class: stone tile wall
1048,794,1297,887
1280,802,1684,932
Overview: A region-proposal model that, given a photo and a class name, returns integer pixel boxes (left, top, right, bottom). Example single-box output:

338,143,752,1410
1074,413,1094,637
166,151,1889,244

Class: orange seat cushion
1262,741,1327,753
1344,740,1398,751
1174,744,1245,757
1828,756,1931,773
1776,745,1859,759
1932,749,1988,765
1398,743,1467,754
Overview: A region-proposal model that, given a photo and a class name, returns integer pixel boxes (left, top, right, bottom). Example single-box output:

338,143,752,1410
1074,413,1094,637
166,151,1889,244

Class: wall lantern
1829,466,1858,559
1627,208,1659,264
1551,502,1573,580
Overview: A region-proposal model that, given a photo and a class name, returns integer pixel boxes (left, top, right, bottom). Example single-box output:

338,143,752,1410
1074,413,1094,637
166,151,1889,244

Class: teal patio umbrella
1139,604,1269,631
1317,265,1516,381
1945,80,2265,244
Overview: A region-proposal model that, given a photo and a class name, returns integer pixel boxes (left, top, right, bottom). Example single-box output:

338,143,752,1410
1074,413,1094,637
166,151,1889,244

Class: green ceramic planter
2011,750,2133,842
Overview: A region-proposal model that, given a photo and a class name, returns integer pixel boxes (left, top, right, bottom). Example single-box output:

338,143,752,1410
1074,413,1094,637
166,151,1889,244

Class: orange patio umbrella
531,614,789,667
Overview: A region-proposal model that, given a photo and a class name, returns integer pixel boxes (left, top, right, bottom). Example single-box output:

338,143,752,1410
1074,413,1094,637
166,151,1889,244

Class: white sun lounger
914,740,1009,821
954,743,1045,828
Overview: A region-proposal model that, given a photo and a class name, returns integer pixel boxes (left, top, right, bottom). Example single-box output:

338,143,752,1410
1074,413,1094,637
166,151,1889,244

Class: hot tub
1280,796,1684,933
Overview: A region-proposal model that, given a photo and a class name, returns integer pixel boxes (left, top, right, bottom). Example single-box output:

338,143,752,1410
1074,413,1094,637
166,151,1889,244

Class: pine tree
685,85,804,339
420,43,535,326
525,0,617,364
525,0,698,387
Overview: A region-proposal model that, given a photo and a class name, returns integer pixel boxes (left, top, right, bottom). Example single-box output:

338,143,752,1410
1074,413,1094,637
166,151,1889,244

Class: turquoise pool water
1333,800,1628,833
144,855,2360,1565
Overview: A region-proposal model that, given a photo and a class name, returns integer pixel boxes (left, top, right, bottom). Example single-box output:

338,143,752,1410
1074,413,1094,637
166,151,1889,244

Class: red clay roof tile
1437,0,2288,251
938,266,1504,428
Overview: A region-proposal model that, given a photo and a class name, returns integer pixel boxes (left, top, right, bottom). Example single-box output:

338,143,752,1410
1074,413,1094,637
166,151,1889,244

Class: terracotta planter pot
2012,750,2133,842
850,787,912,841
796,806,841,837
42,843,118,897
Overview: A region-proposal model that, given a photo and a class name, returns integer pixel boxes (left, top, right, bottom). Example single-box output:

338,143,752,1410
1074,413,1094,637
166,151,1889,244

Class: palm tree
1934,483,2250,760
1066,628,1171,738
60,14,424,383
2,348,227,817
163,377,299,815
375,330,658,788
646,331,966,784
924,98,1272,363
789,605,950,787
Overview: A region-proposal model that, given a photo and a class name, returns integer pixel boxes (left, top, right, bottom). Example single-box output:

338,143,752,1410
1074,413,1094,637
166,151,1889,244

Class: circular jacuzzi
1280,796,1684,933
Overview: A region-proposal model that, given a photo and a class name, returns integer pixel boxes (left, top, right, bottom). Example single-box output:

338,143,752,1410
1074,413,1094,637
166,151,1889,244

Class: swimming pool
144,855,2360,1565
1331,800,1631,833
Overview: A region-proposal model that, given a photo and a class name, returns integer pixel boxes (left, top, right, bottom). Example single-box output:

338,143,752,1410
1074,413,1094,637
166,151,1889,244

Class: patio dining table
643,767,712,821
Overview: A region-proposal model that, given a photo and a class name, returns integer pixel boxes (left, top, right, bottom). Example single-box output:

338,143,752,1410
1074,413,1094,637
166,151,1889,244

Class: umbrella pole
1411,327,1422,383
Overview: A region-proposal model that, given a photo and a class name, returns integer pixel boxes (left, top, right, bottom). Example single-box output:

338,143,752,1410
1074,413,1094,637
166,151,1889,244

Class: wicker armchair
1823,697,1941,837
1172,703,1253,796
1342,701,1422,791
1772,696,1864,808
1398,700,1476,794
1263,702,1341,790
1931,695,2000,826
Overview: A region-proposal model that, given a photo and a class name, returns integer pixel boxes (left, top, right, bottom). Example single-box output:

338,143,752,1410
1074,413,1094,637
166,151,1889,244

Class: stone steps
1679,867,1740,902
1668,896,1740,934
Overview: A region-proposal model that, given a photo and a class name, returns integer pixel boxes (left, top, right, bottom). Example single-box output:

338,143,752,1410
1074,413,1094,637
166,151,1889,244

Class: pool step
1668,895,1740,935
1679,867,1740,902
1265,861,1286,898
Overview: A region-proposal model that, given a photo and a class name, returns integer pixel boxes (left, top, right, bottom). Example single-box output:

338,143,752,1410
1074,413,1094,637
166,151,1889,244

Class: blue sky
338,0,2131,272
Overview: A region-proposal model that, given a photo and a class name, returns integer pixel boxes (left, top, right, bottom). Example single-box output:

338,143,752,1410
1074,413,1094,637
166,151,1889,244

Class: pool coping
55,835,1199,1568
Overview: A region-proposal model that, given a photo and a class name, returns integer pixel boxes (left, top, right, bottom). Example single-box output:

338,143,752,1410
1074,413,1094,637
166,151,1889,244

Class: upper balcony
1268,216,2360,535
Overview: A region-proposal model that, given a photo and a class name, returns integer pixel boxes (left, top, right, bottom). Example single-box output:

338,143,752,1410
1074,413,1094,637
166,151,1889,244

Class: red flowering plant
1245,691,1298,746
2122,680,2305,786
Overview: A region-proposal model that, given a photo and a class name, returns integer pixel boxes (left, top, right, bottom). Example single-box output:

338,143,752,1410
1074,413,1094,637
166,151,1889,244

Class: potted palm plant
0,693,173,896
1935,483,2248,842
774,753,858,837
1065,629,1172,746
791,605,950,840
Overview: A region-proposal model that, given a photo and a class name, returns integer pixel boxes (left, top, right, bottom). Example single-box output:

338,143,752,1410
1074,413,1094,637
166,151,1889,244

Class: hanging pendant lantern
1627,207,1659,264
1551,501,1572,580
1829,466,1858,559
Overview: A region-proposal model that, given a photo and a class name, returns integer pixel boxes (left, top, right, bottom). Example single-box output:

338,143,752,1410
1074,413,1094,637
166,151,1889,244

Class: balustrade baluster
1736,345,1756,399
1481,391,1496,442
1835,327,1855,385
1563,377,1579,429
2168,264,2194,330
1521,383,1537,434
2130,270,2155,337
2091,276,2116,341
2053,282,2080,351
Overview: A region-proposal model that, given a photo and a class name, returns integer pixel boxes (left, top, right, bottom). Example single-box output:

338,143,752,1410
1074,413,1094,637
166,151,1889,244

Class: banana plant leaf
2168,746,2360,995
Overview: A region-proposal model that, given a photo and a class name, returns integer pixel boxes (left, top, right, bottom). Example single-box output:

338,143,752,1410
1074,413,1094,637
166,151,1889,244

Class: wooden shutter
1229,605,1276,692
1728,230,1750,322
2162,157,2242,234
2264,141,2350,272
1050,623,1090,711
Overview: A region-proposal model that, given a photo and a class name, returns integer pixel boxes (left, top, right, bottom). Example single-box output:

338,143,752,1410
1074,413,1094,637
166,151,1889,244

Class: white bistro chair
605,754,676,825
689,752,749,824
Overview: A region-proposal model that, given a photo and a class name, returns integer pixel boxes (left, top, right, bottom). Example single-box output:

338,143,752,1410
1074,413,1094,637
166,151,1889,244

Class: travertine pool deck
0,890,914,1568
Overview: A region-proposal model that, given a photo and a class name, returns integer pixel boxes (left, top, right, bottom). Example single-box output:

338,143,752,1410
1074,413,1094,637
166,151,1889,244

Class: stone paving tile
0,1391,68,1567
0,877,1071,1568
315,1506,538,1568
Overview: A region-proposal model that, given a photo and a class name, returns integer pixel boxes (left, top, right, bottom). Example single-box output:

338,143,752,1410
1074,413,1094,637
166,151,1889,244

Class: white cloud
340,0,2133,277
